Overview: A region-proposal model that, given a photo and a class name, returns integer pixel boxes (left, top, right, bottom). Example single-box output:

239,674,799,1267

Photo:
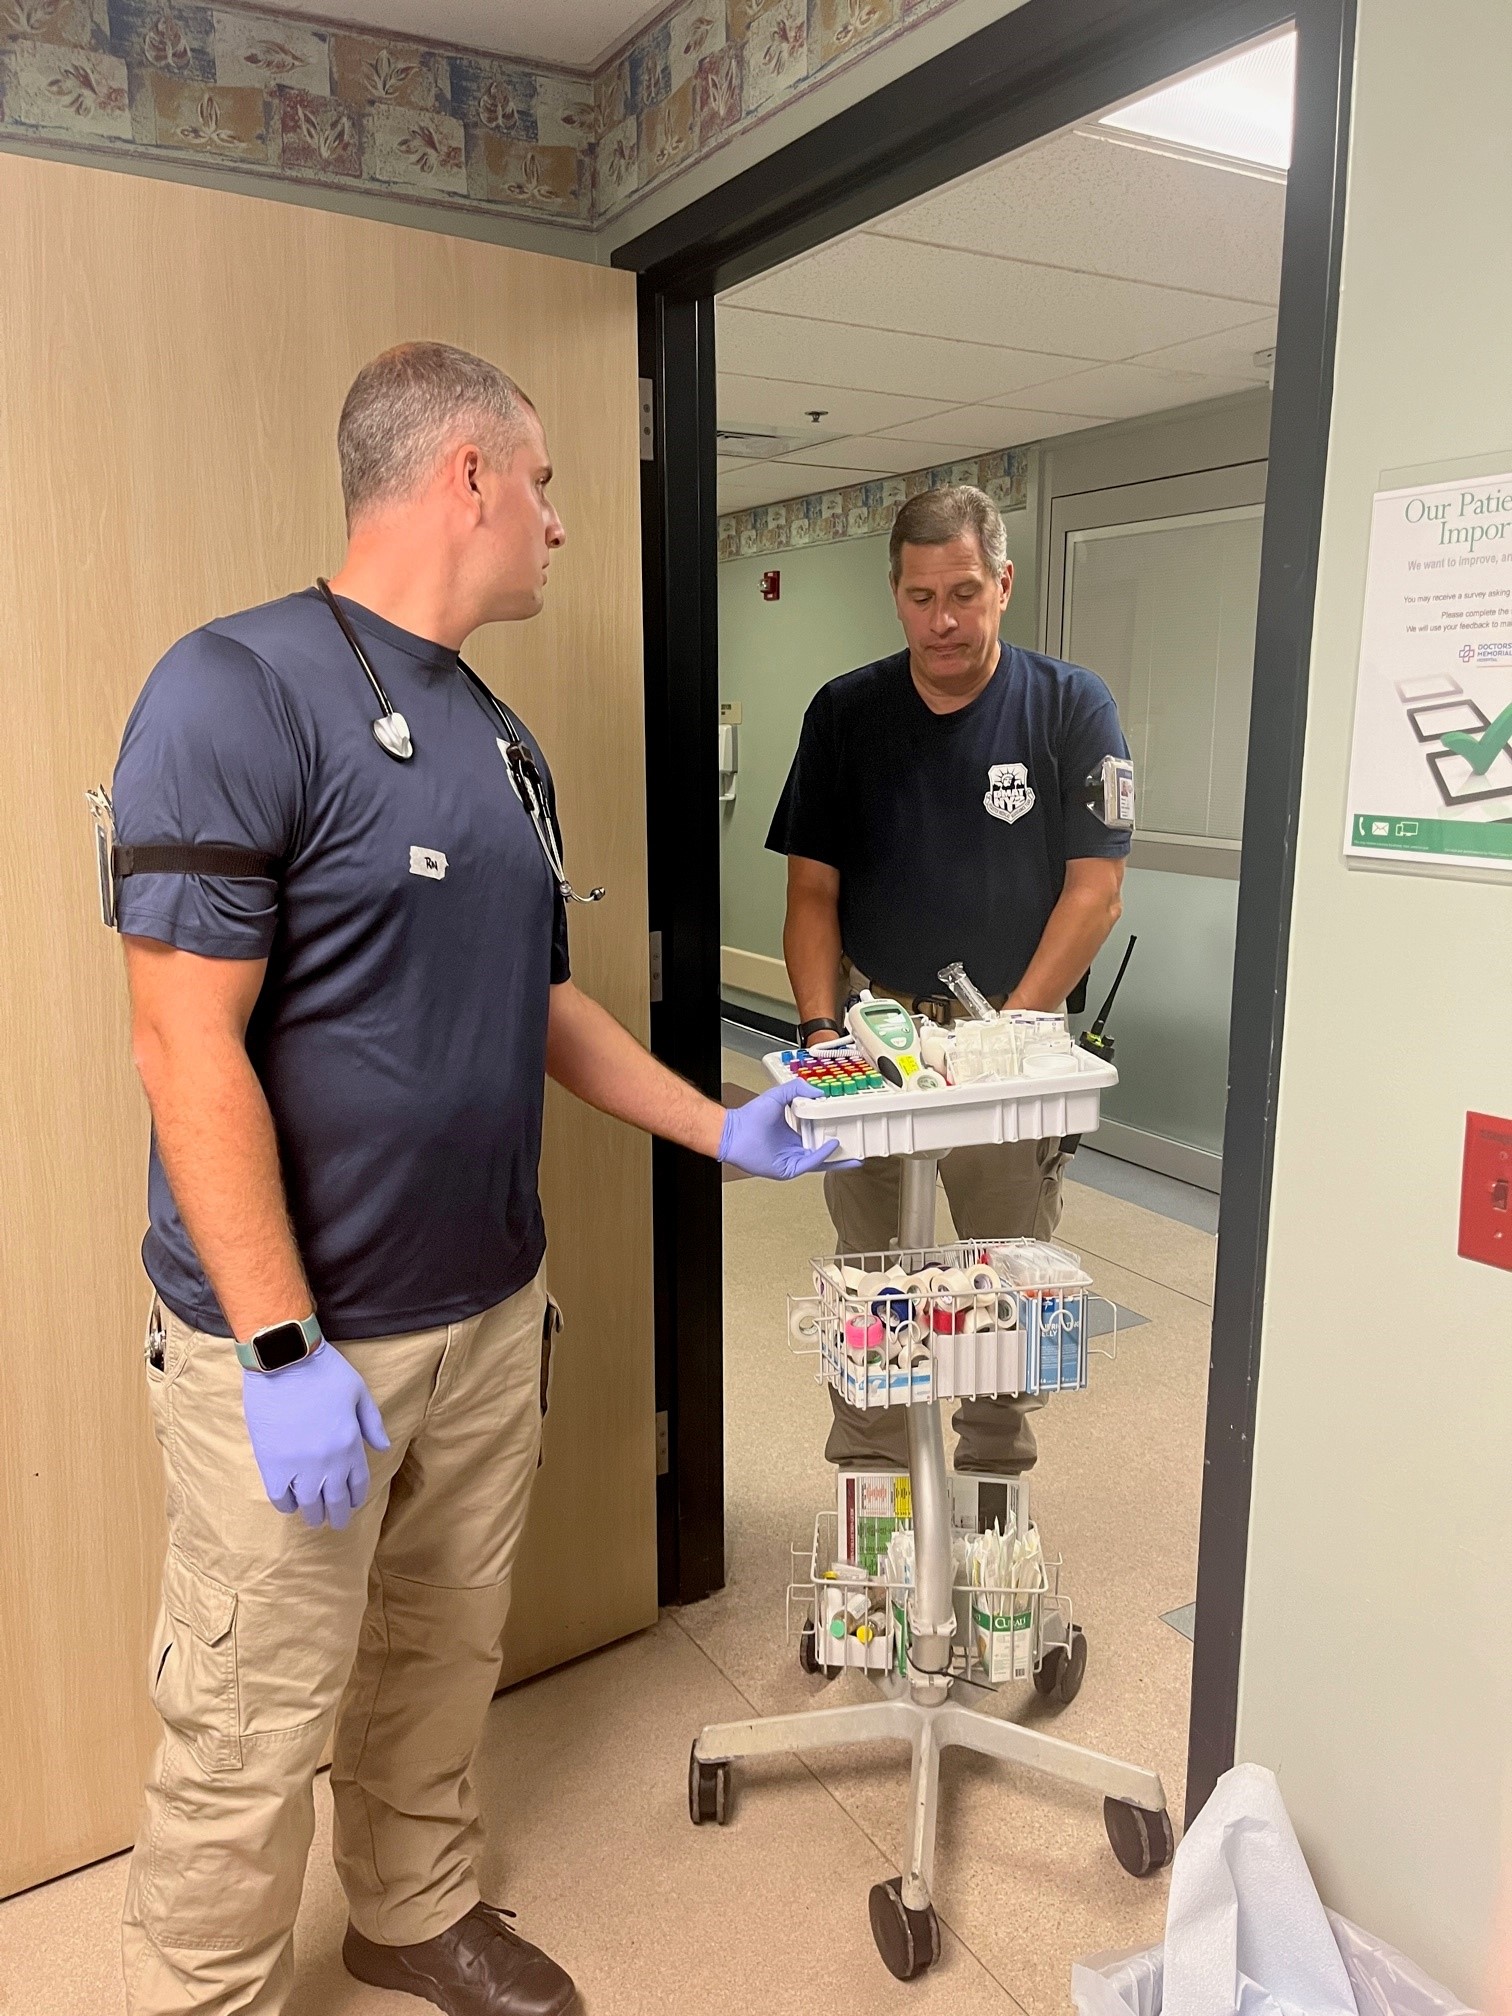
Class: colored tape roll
871,1284,914,1329
844,1314,884,1353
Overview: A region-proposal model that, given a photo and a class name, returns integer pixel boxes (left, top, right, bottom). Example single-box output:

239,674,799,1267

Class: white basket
794,1512,897,1673
791,1511,1073,1688
765,1046,1117,1160
791,1240,1101,1407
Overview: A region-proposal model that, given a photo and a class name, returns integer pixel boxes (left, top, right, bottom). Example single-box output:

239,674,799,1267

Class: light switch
1458,1111,1512,1272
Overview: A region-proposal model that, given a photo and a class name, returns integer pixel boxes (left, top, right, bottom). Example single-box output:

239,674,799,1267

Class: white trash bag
1073,1765,1475,2016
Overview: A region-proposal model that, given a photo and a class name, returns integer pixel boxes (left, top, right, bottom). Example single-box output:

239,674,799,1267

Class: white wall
1235,2,1512,2000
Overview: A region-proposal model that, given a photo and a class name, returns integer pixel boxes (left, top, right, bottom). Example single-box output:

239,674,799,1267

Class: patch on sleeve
408,846,448,880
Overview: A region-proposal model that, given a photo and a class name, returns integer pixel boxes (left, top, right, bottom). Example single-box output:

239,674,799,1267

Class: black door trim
619,0,1356,1822
638,285,726,1606
1186,0,1355,1820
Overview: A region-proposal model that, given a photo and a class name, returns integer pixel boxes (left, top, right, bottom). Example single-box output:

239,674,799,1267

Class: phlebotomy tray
765,1046,1118,1160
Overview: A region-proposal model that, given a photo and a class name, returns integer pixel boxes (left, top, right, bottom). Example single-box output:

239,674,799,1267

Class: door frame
616,0,1355,1820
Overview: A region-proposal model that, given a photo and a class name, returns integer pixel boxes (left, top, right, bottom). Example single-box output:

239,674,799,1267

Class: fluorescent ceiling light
1100,31,1295,171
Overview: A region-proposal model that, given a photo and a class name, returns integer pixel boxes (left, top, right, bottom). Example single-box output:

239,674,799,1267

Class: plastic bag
1328,1913,1477,2016
1073,1918,1474,2016
1072,1766,1472,2016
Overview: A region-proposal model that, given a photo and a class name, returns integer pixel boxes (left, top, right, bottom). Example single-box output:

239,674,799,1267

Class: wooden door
0,151,654,1896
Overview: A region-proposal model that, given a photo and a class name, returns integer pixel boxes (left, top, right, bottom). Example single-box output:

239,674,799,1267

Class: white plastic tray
766,1047,1118,1159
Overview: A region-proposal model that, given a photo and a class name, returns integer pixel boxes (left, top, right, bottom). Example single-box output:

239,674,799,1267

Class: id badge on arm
1082,755,1135,833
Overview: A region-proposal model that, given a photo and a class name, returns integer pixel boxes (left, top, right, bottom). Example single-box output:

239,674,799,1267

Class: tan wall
1235,1,1512,1999
0,150,654,1897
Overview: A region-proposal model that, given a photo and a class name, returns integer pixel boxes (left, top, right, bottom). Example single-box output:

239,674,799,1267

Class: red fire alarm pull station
1459,1111,1512,1272
760,570,781,601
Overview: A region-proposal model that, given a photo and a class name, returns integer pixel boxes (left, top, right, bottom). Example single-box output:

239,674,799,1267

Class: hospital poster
1344,468,1512,871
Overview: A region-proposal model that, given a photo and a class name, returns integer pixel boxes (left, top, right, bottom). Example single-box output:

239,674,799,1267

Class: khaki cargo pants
823,962,1068,1474
122,1270,554,2016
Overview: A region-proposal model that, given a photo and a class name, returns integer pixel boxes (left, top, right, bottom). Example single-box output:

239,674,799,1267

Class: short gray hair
337,341,534,525
888,484,1007,581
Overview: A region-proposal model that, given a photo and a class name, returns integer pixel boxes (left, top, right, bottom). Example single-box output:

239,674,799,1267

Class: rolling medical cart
686,1048,1174,1981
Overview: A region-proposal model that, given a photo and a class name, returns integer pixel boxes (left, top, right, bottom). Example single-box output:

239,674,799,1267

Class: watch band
236,1311,323,1373
797,1016,845,1045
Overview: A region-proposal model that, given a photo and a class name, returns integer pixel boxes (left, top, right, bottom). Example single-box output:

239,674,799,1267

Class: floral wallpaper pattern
717,448,1029,562
0,0,966,229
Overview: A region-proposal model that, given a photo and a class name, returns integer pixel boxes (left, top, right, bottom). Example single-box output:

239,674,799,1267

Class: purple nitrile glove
717,1077,862,1180
241,1343,390,1532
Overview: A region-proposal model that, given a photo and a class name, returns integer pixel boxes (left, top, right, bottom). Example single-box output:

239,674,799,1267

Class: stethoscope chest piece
372,711,413,761
314,576,603,902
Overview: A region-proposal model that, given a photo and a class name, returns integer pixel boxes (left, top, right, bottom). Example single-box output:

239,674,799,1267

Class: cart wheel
868,1877,941,1981
1033,1644,1065,1697
798,1620,820,1675
688,1744,732,1827
1104,1797,1174,1876
1054,1626,1088,1704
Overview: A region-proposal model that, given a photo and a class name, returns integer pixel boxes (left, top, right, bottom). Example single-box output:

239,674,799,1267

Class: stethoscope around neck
315,578,604,905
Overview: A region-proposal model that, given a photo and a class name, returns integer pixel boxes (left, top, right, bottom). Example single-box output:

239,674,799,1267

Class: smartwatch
236,1312,323,1374
797,1016,845,1045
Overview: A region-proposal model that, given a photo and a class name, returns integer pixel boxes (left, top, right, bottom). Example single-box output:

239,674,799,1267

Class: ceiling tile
716,463,886,513
726,236,1274,361
775,435,982,475
1129,315,1278,377
715,306,1091,404
879,406,1103,450
268,0,664,67
717,373,956,439
868,128,1284,305
1000,360,1237,420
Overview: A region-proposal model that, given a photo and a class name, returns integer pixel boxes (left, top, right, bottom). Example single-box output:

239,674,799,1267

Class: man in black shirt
766,485,1131,1472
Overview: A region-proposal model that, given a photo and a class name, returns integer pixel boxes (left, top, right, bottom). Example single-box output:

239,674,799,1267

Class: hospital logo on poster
983,763,1036,825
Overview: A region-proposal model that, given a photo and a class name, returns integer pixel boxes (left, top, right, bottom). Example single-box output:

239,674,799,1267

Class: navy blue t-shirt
113,589,570,1341
766,646,1129,999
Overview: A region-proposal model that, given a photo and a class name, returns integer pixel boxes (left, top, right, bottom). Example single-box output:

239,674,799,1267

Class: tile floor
0,1055,1215,2016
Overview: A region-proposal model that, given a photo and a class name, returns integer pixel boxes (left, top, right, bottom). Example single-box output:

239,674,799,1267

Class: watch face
254,1321,313,1371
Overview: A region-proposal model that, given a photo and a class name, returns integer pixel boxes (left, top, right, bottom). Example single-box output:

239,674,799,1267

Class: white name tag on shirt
409,846,448,881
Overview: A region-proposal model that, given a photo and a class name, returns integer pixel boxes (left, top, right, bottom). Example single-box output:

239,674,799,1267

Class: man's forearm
546,981,725,1158
783,891,843,1024
1008,884,1121,1012
135,1031,310,1338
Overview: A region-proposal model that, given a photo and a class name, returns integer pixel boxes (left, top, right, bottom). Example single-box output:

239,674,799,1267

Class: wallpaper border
718,445,1029,561
0,0,968,232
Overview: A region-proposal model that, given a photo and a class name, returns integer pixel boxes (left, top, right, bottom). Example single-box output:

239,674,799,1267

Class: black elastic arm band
113,844,282,879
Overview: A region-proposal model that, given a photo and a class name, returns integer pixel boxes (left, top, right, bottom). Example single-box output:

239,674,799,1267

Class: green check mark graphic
1441,699,1512,776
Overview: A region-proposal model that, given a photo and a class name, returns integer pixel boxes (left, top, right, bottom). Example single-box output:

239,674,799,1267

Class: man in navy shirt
767,485,1130,1476
113,342,840,2016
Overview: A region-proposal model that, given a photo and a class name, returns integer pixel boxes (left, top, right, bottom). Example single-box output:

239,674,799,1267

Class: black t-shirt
113,589,570,1341
766,645,1130,999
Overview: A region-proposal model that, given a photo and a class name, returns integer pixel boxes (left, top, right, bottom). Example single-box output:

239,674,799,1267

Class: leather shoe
343,1901,577,2015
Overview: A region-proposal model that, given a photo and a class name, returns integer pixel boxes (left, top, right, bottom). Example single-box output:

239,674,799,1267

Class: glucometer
845,993,945,1092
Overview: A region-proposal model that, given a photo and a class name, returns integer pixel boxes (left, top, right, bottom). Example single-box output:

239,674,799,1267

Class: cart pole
898,1154,954,1701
